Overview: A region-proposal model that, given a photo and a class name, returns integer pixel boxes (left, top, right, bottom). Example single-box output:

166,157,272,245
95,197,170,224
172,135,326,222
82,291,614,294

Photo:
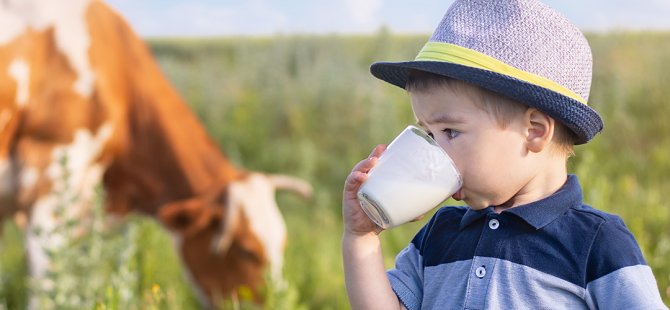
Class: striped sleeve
387,214,438,310
584,216,667,309
387,243,424,310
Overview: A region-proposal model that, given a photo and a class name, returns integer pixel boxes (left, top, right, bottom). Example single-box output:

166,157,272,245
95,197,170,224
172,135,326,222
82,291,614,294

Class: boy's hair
406,70,576,157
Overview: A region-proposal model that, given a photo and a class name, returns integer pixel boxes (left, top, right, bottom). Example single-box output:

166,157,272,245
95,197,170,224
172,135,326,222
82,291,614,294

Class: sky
104,0,670,37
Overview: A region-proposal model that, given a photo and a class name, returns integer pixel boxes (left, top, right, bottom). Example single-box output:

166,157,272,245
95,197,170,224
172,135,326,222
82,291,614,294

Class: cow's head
158,172,311,306
158,173,272,305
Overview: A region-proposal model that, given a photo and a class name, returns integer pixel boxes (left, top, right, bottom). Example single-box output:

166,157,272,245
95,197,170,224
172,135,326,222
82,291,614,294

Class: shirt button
475,266,486,278
488,219,500,230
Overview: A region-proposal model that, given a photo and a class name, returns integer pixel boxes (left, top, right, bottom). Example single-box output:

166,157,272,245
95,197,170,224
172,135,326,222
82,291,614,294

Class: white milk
358,126,461,229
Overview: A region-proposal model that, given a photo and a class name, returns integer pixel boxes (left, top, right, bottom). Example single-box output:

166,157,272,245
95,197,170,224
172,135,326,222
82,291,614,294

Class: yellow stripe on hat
415,42,587,105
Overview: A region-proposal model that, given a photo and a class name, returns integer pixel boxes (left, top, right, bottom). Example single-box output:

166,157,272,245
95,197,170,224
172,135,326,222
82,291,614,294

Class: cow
0,0,312,307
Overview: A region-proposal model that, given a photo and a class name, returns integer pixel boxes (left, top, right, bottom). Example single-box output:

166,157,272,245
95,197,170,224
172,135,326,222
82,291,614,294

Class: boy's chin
465,200,489,211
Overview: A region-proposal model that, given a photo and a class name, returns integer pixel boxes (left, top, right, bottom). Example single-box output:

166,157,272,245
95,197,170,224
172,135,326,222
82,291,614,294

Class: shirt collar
459,175,583,230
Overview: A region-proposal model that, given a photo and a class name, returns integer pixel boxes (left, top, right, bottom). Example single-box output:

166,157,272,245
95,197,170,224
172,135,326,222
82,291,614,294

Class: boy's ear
524,108,555,153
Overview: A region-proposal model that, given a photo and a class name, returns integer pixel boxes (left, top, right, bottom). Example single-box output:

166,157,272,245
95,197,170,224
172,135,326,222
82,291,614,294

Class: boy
342,0,667,309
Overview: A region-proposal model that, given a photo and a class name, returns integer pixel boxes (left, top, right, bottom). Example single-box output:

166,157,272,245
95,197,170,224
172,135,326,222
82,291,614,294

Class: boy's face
410,85,533,210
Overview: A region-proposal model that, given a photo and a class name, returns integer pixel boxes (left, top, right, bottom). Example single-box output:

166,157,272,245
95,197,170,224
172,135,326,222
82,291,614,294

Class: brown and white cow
0,0,311,307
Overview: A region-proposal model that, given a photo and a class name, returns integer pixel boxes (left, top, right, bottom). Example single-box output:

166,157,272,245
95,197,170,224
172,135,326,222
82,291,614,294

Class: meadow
1,31,669,308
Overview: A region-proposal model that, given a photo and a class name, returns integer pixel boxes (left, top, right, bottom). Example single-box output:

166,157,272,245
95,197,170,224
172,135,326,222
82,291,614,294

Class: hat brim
370,61,603,144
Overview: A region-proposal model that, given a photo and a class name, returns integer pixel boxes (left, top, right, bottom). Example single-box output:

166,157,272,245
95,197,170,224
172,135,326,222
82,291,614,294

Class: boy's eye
443,129,459,139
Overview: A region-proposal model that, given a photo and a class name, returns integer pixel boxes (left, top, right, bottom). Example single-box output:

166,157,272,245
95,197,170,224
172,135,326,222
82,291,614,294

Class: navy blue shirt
387,175,667,309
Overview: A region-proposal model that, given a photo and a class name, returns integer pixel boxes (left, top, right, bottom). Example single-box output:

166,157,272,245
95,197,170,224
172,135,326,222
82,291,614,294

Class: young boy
342,0,667,309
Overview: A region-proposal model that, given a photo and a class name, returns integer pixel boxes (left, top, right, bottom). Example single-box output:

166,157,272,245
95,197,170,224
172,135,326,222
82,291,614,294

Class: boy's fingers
350,156,378,174
350,144,385,174
344,171,367,193
368,144,387,159
350,171,367,184
344,145,386,194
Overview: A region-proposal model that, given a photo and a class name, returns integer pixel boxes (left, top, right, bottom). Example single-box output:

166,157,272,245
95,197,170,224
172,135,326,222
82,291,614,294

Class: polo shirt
387,175,667,309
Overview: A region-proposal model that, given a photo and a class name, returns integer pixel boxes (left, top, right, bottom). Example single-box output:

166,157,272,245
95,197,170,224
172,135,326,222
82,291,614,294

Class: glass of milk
357,125,462,229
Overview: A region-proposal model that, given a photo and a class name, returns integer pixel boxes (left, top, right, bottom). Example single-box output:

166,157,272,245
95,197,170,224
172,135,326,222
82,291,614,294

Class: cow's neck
100,25,238,215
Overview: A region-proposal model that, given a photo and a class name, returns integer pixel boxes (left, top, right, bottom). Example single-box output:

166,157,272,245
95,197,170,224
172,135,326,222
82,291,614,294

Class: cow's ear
159,197,220,236
158,198,199,233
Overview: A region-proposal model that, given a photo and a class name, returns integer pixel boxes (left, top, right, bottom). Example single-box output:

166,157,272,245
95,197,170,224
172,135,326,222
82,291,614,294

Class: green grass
1,31,669,308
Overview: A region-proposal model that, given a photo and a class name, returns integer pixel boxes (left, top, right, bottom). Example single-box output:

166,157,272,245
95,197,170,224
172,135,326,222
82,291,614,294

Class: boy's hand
342,145,403,310
343,144,387,236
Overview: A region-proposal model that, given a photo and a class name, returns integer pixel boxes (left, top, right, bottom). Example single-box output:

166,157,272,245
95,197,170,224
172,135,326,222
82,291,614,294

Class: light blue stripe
390,254,601,309
388,248,667,309
421,258,588,309
586,265,668,309
483,259,587,309
422,260,470,310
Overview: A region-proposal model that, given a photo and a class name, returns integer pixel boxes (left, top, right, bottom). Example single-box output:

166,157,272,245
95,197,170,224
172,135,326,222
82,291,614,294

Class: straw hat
370,0,603,144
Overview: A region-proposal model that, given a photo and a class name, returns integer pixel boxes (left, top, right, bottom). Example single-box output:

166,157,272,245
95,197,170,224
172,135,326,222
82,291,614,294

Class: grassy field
1,32,669,308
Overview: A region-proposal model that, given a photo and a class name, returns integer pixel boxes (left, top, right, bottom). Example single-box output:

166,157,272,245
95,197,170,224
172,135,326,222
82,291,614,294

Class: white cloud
344,0,383,25
107,0,289,36
165,2,288,35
